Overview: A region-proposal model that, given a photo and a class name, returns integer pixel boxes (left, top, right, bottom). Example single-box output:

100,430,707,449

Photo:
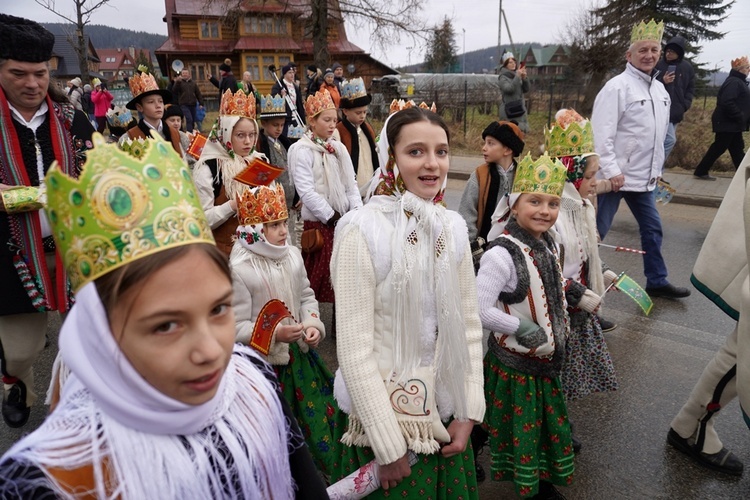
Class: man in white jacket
592,19,690,299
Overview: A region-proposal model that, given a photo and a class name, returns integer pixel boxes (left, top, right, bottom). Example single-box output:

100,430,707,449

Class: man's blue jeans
596,190,669,288
664,122,677,162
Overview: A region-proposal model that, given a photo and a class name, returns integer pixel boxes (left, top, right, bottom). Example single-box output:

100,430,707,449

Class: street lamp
462,28,466,74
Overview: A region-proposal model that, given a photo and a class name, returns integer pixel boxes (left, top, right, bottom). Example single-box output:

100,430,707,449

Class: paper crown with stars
259,94,287,119
544,108,596,158
339,77,371,109
44,133,214,292
630,19,664,44
512,152,567,197
220,88,256,119
304,88,337,118
236,182,289,226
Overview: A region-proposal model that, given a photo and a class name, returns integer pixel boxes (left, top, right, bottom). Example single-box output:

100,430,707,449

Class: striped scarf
0,87,77,312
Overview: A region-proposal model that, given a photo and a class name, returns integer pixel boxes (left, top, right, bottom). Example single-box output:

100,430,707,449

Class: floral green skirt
274,342,339,477
330,413,479,499
482,354,575,498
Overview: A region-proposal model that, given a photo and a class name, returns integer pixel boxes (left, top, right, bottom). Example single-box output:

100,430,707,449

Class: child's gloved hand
603,270,619,287
578,289,602,313
514,318,547,349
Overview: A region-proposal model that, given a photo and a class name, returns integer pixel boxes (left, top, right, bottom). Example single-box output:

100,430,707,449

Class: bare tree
203,0,429,70
34,0,113,83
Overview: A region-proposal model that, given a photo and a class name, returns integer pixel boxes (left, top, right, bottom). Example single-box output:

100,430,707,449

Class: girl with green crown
477,152,575,499
0,135,327,499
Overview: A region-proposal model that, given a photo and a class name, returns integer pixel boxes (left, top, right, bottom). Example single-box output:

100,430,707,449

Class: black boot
470,424,489,482
2,381,30,428
531,481,567,500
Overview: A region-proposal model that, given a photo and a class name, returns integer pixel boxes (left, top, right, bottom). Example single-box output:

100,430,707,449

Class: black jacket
209,74,238,96
655,36,695,124
271,80,306,125
172,78,203,107
711,69,750,133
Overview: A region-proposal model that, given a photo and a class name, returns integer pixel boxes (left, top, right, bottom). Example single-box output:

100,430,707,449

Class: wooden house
155,0,395,105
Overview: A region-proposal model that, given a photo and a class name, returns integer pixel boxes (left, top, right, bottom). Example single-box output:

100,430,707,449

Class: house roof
48,35,100,77
156,38,235,54
233,37,301,51
512,44,570,67
97,48,152,71
297,39,364,55
172,0,310,17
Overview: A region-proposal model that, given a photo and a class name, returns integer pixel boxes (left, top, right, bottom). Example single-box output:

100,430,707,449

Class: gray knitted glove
515,318,547,349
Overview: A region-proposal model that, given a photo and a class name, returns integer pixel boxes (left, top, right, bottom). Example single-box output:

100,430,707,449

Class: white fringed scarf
291,132,350,216
2,283,294,499
557,182,606,297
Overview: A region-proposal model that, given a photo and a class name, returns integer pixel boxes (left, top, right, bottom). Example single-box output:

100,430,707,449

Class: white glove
603,270,619,287
578,289,602,313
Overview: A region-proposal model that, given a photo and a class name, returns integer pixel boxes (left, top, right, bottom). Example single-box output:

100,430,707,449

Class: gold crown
128,71,160,99
512,152,567,197
544,109,595,158
259,94,287,118
220,88,256,119
732,56,750,69
236,182,289,226
44,134,214,292
630,19,664,44
305,88,336,118
389,99,437,114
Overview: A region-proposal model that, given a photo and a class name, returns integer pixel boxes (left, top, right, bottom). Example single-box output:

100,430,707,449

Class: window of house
200,21,220,39
245,56,260,81
243,15,288,35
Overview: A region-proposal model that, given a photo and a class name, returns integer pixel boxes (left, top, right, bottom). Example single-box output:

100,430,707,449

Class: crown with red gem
236,182,289,226
304,88,336,118
220,88,256,119
389,99,437,115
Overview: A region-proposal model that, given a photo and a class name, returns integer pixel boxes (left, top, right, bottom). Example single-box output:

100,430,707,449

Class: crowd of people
1,11,750,500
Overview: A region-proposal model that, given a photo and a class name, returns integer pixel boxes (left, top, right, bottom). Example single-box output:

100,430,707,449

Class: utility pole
462,28,466,74
497,0,503,70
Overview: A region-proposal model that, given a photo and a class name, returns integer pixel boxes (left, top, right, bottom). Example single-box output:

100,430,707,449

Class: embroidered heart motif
390,378,430,416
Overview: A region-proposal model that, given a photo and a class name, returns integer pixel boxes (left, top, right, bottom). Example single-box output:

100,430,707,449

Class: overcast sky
2,0,748,71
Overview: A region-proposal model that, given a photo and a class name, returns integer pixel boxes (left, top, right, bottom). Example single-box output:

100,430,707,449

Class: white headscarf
197,115,264,201
2,282,294,499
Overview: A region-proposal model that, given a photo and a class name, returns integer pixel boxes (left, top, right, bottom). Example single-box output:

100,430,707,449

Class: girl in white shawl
330,107,485,496
0,137,327,499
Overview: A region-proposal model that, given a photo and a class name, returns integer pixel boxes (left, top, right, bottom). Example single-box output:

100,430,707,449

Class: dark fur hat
163,104,184,120
482,120,525,157
0,14,55,63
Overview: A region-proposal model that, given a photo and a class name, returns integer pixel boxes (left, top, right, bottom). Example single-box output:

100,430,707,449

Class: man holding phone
656,35,695,163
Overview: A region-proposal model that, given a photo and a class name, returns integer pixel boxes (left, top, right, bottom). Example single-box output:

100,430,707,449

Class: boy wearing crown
333,78,379,194
120,69,183,156
592,20,690,300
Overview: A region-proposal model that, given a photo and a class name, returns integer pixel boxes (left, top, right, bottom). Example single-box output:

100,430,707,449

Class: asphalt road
2,180,748,499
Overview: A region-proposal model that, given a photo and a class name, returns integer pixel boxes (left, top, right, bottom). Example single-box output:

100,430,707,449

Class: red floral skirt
302,220,336,303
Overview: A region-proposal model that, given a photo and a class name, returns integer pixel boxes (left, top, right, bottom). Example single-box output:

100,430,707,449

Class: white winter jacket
591,63,671,192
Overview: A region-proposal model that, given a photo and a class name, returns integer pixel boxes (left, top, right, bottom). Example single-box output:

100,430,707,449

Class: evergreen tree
424,17,458,73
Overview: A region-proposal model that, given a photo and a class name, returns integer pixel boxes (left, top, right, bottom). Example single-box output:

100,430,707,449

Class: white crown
340,78,367,101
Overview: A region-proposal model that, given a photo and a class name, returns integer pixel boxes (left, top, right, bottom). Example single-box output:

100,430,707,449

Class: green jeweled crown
631,19,664,44
512,152,567,197
544,119,595,158
44,133,215,292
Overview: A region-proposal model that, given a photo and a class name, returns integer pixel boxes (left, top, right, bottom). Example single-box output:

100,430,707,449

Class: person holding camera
656,35,695,163
497,52,530,134
91,78,113,134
